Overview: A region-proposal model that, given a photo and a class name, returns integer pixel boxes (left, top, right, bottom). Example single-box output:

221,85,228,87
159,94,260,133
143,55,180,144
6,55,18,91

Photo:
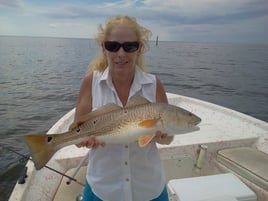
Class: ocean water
0,36,267,200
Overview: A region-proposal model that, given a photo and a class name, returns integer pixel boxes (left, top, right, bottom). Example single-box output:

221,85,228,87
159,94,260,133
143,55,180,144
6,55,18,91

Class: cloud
139,0,268,25
1,0,267,43
34,1,142,19
49,23,57,29
19,0,268,27
0,0,23,8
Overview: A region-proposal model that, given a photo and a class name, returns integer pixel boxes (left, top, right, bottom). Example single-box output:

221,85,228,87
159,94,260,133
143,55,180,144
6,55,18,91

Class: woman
75,15,173,201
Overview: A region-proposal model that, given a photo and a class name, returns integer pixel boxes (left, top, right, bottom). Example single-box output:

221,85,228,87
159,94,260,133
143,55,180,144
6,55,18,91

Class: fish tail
23,134,59,170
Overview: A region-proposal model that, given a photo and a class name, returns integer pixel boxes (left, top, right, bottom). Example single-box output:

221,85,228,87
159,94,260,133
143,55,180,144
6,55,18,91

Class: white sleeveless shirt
86,67,166,201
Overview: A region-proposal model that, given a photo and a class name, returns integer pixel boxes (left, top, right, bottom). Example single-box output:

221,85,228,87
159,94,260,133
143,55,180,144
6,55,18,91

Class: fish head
180,109,202,126
160,104,201,134
163,104,201,125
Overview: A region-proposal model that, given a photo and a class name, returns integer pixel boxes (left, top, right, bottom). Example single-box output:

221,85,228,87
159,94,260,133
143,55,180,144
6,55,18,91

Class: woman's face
102,25,141,75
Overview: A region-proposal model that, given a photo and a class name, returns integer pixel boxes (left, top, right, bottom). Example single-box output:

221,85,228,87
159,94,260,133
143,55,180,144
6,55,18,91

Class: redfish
23,96,201,170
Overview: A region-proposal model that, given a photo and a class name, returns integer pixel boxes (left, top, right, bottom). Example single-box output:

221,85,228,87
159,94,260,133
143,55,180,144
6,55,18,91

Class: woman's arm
74,72,93,122
74,71,105,148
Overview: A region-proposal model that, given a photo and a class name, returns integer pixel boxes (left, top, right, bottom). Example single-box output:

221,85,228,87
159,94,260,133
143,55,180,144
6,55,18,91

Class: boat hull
8,93,268,201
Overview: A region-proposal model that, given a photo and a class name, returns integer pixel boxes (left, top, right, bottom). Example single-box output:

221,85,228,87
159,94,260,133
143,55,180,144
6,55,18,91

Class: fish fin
138,134,155,147
23,134,60,170
125,96,150,108
138,118,160,128
69,103,122,130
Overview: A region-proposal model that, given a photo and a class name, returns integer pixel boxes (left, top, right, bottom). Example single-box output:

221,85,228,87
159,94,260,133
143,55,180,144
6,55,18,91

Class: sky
0,0,268,44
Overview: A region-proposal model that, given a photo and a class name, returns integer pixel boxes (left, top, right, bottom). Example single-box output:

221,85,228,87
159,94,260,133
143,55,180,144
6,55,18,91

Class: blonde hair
89,15,152,72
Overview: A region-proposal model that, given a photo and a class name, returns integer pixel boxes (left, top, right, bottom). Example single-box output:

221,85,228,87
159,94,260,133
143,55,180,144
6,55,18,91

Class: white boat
8,93,268,201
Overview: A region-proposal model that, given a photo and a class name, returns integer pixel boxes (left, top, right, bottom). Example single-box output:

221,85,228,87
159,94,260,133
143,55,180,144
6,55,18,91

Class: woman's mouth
115,61,128,65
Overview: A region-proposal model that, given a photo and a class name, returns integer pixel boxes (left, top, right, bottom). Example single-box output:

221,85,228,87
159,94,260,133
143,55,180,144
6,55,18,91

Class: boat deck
8,93,268,201
54,146,268,201
53,167,86,201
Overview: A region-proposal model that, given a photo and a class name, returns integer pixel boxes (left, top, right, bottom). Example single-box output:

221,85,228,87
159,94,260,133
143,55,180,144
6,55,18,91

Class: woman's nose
117,47,126,56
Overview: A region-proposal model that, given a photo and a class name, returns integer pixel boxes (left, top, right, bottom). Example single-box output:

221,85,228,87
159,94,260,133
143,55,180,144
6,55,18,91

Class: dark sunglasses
104,41,140,53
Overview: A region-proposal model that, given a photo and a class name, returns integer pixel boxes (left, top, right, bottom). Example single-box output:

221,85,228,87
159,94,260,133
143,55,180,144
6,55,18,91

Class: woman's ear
137,43,143,56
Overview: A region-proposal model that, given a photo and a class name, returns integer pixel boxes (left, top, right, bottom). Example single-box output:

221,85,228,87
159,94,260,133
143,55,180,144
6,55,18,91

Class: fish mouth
190,115,202,125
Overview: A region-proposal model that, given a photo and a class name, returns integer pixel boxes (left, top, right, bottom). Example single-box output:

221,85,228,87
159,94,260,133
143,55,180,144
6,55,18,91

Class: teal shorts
83,181,168,201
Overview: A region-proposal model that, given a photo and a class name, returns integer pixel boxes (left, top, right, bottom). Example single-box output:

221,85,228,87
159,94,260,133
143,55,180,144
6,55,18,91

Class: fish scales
79,104,159,136
23,96,201,170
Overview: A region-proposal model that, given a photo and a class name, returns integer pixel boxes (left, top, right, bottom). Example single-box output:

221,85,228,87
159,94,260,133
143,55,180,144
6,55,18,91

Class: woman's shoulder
84,71,94,80
82,70,104,83
78,71,92,88
137,68,167,103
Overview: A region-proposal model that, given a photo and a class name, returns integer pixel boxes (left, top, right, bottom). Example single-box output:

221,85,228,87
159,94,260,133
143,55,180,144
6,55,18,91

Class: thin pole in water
1,145,84,186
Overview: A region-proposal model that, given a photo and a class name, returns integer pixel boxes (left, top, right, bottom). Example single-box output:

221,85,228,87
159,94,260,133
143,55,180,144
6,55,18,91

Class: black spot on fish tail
47,136,53,142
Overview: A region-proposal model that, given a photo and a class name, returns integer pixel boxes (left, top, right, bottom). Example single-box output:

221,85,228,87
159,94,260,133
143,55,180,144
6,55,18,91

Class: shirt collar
131,67,154,92
99,67,111,85
98,67,154,90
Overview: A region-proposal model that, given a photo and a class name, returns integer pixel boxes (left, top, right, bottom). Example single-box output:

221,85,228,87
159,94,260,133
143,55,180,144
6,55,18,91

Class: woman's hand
77,135,106,149
155,131,174,145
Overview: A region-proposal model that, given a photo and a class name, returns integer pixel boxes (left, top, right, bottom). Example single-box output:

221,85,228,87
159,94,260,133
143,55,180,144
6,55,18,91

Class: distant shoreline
1,35,266,45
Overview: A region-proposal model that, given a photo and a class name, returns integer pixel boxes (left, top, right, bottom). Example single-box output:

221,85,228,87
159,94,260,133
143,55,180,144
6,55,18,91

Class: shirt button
126,178,130,182
125,145,128,148
125,161,128,165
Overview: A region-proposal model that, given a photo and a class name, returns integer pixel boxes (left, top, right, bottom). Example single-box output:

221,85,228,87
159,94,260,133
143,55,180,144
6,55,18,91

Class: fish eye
47,136,53,142
76,127,81,133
